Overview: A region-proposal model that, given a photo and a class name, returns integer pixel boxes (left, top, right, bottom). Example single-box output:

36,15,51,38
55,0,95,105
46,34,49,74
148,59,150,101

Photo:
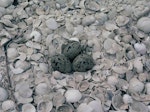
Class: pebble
137,17,150,33
45,18,58,30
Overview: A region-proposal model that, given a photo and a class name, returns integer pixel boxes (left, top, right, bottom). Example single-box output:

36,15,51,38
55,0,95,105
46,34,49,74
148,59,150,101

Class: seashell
2,100,15,111
105,22,118,31
134,43,146,55
107,76,118,86
85,1,100,11
137,17,150,33
14,60,31,72
26,41,41,49
31,53,43,61
69,37,79,42
128,77,144,93
39,63,48,73
7,48,19,59
88,99,103,112
0,0,13,7
78,80,89,92
145,59,150,71
0,87,8,101
116,79,129,91
133,58,143,73
35,83,49,95
77,103,94,112
65,89,82,103
82,15,95,26
72,25,84,36
145,83,150,95
1,38,9,46
30,31,41,42
116,16,129,27
138,73,147,82
52,92,65,107
37,101,53,112
45,18,58,30
123,94,133,104
95,13,108,25
22,103,36,112
112,66,128,74
129,101,149,112
18,88,33,98
112,93,124,110
56,104,73,112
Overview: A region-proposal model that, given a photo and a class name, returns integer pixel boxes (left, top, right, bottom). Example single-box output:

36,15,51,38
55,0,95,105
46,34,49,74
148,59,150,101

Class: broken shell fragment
78,80,89,92
145,83,150,95
65,89,82,103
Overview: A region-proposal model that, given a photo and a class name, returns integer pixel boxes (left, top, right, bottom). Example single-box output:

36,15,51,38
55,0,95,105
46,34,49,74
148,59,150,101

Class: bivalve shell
145,83,150,95
0,87,8,101
2,100,15,111
128,78,144,93
65,89,82,103
22,103,36,112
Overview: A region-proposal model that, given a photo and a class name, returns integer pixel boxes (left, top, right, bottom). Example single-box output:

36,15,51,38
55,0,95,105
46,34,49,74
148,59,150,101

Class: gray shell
72,54,95,72
51,54,72,73
61,41,82,61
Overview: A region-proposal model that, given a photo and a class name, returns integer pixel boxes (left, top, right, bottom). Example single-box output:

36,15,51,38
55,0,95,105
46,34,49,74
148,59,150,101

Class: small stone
51,54,72,73
137,17,150,33
46,18,58,30
72,54,95,72
61,41,82,61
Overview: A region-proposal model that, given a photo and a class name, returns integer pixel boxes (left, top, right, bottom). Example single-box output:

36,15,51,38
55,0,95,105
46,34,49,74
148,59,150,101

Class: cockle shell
134,43,146,55
35,83,49,95
123,94,133,104
116,16,129,26
22,103,36,112
137,17,150,33
112,93,124,110
128,77,144,93
107,75,118,86
7,48,18,59
0,0,13,7
0,87,8,101
78,80,89,92
65,89,82,103
37,101,53,112
56,104,73,112
2,100,15,111
133,58,143,73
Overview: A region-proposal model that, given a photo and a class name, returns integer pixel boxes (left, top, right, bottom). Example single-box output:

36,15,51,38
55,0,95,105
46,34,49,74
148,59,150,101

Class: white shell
39,63,48,73
2,100,15,111
77,103,94,112
88,100,103,112
107,76,118,86
35,83,49,95
123,94,133,104
7,48,18,59
0,0,13,7
145,83,150,95
137,17,150,33
82,15,95,26
133,58,143,73
128,78,144,93
37,101,53,112
0,87,8,101
116,16,129,26
65,89,82,103
15,60,31,71
30,31,41,42
45,18,58,30
134,43,146,55
22,103,36,112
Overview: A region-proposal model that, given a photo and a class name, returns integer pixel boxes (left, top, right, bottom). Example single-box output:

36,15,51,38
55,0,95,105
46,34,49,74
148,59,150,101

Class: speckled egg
61,41,82,61
51,54,72,73
72,54,95,72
